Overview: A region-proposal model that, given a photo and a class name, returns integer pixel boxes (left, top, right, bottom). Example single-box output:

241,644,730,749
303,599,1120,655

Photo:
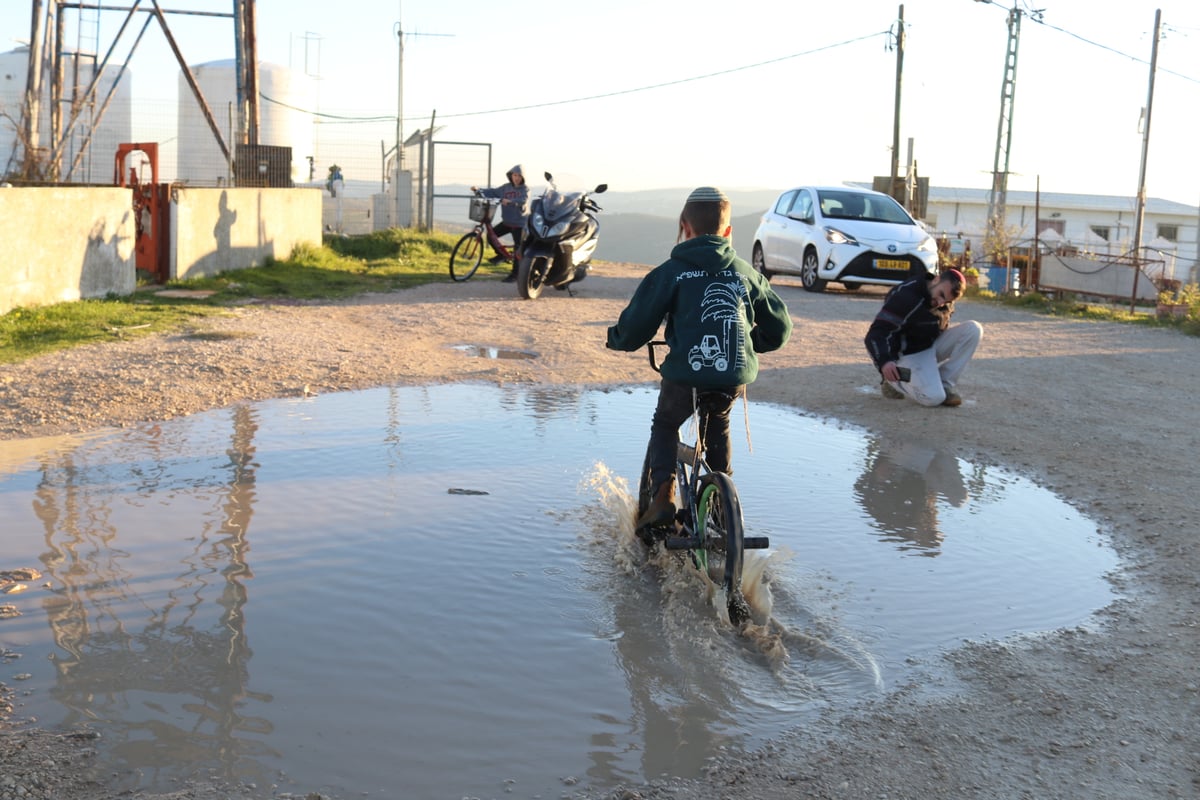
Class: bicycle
449,192,516,282
636,341,769,626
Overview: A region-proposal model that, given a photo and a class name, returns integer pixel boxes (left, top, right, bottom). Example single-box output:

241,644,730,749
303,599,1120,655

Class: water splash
582,462,774,634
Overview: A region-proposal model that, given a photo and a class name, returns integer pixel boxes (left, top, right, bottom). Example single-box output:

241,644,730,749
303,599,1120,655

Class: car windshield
818,190,913,225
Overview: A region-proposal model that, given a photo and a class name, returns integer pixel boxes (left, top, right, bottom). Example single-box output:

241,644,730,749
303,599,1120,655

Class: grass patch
0,297,226,364
176,230,462,300
966,287,1200,336
1,229,470,365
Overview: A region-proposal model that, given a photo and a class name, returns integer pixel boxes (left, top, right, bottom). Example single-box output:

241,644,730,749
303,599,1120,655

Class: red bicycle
449,191,516,281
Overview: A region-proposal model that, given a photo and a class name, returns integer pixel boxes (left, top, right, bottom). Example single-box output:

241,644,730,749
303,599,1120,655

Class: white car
751,186,938,292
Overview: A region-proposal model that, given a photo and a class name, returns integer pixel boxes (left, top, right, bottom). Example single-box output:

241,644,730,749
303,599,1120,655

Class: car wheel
752,244,773,280
800,248,827,293
842,281,862,291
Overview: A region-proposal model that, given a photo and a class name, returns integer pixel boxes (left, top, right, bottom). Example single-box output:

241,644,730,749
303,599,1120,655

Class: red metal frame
114,142,170,283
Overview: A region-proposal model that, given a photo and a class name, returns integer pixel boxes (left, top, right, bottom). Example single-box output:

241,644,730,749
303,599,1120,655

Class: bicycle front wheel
695,472,750,625
450,232,484,281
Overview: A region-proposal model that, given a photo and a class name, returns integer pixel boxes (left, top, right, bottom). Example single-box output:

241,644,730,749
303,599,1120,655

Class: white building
924,187,1200,286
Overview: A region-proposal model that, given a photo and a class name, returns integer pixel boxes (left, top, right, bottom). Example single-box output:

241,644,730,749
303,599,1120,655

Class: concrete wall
322,195,375,235
171,187,322,280
0,187,136,315
0,186,322,316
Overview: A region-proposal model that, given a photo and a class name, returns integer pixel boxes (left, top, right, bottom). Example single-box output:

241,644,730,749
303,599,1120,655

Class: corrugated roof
927,186,1198,216
846,181,1198,215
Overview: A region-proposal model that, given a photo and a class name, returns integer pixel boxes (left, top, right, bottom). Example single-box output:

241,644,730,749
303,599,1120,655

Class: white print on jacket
687,278,750,374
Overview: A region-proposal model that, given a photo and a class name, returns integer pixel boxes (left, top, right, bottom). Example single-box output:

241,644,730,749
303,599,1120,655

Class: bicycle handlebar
647,340,667,374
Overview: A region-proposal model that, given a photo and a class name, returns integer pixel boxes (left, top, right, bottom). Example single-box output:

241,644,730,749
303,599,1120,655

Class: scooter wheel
517,256,548,300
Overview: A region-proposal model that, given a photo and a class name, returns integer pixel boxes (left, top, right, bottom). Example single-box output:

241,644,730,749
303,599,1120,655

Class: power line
263,29,891,124
260,94,393,122
424,30,892,120
1029,15,1200,83
974,0,1200,84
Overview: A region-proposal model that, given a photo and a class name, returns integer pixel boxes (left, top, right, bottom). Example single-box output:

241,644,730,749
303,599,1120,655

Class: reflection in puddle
0,385,1120,799
854,436,969,554
451,343,538,360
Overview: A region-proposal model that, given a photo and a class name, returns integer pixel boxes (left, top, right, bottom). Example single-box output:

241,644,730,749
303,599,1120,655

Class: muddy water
0,384,1118,799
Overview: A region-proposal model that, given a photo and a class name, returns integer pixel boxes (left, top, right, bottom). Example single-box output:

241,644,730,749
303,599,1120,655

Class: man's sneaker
501,272,517,283
880,379,904,400
941,388,963,407
488,255,507,265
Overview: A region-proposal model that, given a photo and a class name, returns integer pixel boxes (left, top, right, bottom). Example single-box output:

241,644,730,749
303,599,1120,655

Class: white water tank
176,59,314,186
0,46,133,183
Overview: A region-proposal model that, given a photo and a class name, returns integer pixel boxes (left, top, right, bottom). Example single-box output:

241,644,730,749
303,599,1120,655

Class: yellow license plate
875,258,909,271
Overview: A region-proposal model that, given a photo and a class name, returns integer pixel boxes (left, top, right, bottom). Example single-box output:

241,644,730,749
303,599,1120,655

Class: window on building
1157,224,1178,242
1038,219,1065,236
1090,225,1111,241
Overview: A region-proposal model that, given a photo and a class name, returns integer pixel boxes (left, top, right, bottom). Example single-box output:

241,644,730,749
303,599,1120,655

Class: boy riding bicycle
606,186,793,532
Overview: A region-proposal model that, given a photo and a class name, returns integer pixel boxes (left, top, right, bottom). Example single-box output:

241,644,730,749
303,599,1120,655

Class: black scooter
516,172,607,299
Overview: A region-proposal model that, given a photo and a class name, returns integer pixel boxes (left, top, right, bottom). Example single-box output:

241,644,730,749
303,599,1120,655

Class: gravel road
2,262,1197,800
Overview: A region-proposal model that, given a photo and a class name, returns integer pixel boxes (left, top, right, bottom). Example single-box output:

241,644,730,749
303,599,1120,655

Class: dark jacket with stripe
864,277,948,370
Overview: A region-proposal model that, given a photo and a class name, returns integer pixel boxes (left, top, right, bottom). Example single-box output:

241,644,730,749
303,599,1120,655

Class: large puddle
0,384,1119,799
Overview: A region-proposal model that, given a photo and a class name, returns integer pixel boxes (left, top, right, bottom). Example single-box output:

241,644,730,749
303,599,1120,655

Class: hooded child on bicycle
471,164,530,282
606,186,793,531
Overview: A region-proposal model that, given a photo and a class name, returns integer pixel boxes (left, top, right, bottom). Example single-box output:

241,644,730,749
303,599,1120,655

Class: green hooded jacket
606,235,793,387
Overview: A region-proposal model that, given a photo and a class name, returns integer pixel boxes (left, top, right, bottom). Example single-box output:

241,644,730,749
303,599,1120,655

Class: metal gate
419,140,493,231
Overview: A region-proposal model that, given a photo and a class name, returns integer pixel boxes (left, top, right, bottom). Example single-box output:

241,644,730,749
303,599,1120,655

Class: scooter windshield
540,189,583,221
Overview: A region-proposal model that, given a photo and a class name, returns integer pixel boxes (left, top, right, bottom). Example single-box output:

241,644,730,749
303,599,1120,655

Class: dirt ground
1,262,1198,800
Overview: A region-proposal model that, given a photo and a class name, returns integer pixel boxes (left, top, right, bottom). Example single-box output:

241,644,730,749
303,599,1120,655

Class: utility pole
888,4,905,208
22,0,47,179
395,18,404,173
391,6,451,228
986,1,1022,253
1129,8,1162,312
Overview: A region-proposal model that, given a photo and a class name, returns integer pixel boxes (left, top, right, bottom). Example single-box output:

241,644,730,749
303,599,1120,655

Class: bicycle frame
450,194,519,282
480,217,513,261
639,342,766,627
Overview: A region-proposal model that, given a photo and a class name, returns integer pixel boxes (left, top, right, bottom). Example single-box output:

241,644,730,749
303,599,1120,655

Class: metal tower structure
15,0,256,183
986,2,1021,244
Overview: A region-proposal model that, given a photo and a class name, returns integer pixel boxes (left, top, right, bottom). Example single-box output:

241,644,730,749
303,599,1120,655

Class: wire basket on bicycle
468,197,494,223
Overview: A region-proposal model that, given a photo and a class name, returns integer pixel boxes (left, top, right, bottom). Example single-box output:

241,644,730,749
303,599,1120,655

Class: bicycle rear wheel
695,472,750,625
450,232,484,281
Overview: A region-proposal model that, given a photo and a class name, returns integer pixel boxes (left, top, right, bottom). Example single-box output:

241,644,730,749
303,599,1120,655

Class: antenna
393,12,452,172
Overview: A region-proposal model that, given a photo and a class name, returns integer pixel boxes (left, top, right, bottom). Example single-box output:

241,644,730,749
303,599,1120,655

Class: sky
3,0,1200,206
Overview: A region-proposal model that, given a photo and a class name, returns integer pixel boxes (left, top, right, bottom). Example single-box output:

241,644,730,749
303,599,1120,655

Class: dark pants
492,222,522,260
645,379,743,490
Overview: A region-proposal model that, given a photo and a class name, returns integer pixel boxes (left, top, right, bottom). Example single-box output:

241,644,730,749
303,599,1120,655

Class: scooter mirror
544,172,553,182
594,184,608,193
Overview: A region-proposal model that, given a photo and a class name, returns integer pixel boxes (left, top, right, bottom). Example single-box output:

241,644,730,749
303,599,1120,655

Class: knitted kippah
687,186,728,203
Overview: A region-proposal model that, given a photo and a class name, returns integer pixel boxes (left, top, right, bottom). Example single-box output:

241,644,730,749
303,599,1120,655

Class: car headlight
916,234,938,253
824,227,858,246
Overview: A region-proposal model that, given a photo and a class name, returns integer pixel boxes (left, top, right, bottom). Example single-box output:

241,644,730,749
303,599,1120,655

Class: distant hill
323,180,777,265
595,187,780,218
596,211,766,266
